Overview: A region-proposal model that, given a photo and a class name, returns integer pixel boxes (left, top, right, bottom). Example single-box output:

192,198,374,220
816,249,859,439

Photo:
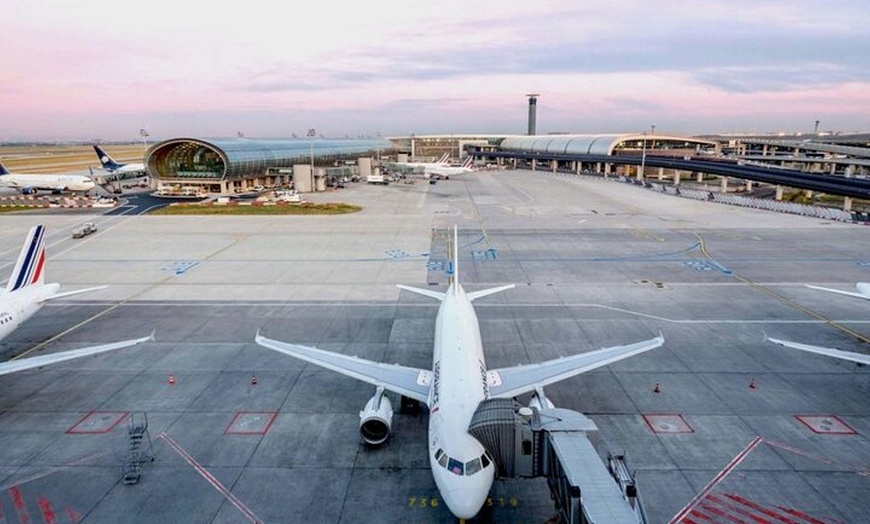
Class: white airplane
805,283,870,301
93,145,146,175
424,156,476,178
1,224,153,372
389,152,450,171
765,334,870,365
255,226,664,519
0,162,95,195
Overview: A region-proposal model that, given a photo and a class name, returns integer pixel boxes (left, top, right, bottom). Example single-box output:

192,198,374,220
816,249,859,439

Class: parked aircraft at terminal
0,162,95,194
423,156,476,177
255,226,664,519
0,224,153,372
389,152,450,171
93,145,146,175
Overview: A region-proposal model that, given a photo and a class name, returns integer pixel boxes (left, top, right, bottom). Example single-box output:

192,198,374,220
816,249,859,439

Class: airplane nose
445,482,490,520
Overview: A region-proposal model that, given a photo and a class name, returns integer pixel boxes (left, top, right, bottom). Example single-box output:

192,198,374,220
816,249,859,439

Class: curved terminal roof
500,134,717,156
146,138,396,181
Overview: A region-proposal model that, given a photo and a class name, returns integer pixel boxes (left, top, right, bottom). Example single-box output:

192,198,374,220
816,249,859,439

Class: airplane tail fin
6,224,47,292
93,145,121,170
0,161,9,176
437,152,449,164
461,156,474,169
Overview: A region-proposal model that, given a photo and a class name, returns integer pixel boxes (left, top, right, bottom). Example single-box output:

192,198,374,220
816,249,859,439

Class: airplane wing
255,333,432,405
487,334,664,398
41,285,107,302
805,284,870,301
765,335,870,365
0,332,154,376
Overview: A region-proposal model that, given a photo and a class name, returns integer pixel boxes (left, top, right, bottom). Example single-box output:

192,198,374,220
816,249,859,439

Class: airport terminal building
145,137,395,196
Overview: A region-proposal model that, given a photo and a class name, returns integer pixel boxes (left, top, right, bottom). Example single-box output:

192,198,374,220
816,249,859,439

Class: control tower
526,93,539,135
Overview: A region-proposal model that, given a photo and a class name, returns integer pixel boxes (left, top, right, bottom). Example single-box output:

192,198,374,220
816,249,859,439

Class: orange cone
251,375,258,386
168,374,175,386
749,378,757,390
653,382,661,394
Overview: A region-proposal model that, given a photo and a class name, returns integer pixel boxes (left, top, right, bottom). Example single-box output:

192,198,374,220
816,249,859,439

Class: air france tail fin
437,152,449,164
461,156,474,169
0,161,9,176
93,145,122,170
6,224,47,292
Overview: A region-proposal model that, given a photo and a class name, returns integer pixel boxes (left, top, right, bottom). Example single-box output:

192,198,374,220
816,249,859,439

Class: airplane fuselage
427,283,495,518
0,173,95,193
0,283,59,341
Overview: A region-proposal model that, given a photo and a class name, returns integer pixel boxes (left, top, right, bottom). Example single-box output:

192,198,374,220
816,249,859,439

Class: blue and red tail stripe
8,224,46,292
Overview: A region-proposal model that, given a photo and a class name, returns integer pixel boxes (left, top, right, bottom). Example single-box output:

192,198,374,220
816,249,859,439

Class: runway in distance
0,161,95,194
0,224,153,373
255,226,665,519
93,145,146,175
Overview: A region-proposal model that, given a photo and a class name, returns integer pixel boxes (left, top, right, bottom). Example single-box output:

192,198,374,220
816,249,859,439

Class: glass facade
146,138,396,181
500,134,716,156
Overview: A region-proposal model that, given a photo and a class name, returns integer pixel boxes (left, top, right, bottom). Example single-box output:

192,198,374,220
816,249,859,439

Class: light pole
639,132,647,180
139,128,149,150
307,128,316,170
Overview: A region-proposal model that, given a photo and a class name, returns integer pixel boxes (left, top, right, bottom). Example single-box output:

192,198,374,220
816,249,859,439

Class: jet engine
359,386,393,445
21,187,37,195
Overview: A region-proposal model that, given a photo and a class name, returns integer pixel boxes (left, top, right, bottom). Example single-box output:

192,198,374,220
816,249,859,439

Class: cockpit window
481,453,491,469
447,458,464,475
465,457,482,475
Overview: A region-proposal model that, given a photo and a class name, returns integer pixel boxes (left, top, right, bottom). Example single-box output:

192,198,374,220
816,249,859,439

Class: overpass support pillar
844,197,853,212
573,161,579,174
775,185,784,201
745,180,753,192
697,172,703,183
552,160,558,173
531,159,537,171
512,158,517,169
673,171,681,186
657,167,664,181
604,163,611,178
805,190,813,199
720,176,729,193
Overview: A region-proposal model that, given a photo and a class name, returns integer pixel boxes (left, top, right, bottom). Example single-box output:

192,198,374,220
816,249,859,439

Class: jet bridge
469,398,647,524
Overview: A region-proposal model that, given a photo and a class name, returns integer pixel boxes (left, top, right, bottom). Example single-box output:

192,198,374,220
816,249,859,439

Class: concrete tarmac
0,170,867,523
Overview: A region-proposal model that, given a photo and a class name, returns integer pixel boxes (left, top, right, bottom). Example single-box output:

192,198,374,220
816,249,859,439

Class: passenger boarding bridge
470,398,647,524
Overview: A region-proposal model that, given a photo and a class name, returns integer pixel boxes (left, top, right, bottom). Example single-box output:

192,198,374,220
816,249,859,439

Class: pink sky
2,0,868,140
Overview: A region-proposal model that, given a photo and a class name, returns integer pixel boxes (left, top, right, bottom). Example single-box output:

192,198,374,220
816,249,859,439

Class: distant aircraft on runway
805,283,870,301
0,162,95,195
92,145,146,175
255,226,664,520
0,224,152,372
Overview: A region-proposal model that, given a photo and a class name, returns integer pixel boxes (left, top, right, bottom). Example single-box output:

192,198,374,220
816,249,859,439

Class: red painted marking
723,494,805,524
37,497,56,524
668,436,763,524
793,415,857,435
762,438,870,477
223,412,277,435
697,502,751,523
687,510,716,522
708,494,792,524
65,411,129,434
0,452,110,491
9,486,30,524
776,505,842,524
64,508,81,523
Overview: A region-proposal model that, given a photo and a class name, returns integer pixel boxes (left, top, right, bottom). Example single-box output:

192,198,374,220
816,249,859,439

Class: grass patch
0,205,46,213
150,202,362,215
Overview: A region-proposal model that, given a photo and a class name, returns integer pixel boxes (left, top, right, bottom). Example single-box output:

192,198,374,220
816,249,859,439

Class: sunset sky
3,0,868,141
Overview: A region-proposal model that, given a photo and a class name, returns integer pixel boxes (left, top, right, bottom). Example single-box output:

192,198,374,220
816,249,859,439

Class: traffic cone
251,375,258,386
168,374,175,386
653,382,661,394
748,378,757,390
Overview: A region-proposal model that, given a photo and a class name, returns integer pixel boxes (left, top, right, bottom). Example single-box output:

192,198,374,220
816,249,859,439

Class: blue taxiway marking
163,261,200,276
471,249,499,260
